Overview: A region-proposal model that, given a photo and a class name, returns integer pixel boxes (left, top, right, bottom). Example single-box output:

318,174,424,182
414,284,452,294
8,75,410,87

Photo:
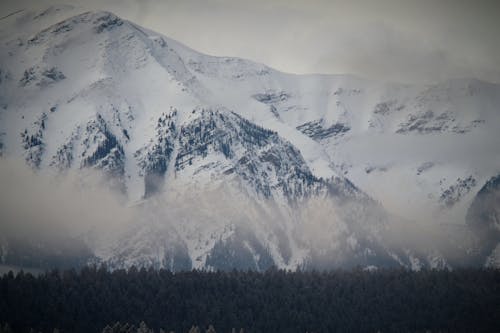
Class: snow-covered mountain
0,6,498,270
465,174,500,267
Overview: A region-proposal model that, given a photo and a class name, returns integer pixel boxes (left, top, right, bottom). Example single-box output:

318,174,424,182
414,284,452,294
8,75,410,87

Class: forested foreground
1,267,499,333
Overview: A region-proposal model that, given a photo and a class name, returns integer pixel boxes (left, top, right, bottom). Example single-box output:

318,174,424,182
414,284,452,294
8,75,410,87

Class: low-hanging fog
0,157,482,270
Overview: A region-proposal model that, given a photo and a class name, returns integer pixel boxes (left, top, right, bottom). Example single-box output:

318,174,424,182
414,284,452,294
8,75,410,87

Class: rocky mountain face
465,175,500,267
0,6,498,270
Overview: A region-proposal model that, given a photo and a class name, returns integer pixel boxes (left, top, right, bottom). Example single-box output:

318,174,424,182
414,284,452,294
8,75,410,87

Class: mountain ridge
0,7,498,270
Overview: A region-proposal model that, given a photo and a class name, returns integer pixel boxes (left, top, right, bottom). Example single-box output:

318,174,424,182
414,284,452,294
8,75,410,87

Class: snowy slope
0,7,498,269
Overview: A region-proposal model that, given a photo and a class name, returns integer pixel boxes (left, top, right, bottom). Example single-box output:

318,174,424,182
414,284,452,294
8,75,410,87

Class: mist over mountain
0,6,499,271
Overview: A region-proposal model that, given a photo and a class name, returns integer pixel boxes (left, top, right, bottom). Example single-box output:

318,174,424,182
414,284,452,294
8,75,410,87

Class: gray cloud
1,0,499,83
0,159,132,239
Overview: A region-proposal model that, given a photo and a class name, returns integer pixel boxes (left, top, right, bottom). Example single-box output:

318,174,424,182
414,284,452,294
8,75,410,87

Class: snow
1,7,498,270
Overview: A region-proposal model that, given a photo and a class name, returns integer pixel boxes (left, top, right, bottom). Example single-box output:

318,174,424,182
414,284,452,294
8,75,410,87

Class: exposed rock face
297,120,350,141
466,175,500,266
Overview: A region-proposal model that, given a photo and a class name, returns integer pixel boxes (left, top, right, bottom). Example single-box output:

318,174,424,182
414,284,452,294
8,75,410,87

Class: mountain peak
1,6,498,270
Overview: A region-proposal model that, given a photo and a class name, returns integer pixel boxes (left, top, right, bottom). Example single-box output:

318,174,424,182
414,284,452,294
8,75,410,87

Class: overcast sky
2,0,500,84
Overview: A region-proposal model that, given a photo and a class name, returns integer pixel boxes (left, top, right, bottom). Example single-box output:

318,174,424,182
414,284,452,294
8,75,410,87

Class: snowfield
0,6,498,270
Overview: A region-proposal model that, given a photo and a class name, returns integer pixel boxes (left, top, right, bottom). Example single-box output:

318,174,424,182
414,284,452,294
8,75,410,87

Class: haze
1,0,499,84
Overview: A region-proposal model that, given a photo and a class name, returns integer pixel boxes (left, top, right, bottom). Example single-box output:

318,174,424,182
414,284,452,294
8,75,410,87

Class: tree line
0,267,499,333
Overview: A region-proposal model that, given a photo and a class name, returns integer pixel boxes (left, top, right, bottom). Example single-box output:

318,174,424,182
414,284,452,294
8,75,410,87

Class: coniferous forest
0,267,499,333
